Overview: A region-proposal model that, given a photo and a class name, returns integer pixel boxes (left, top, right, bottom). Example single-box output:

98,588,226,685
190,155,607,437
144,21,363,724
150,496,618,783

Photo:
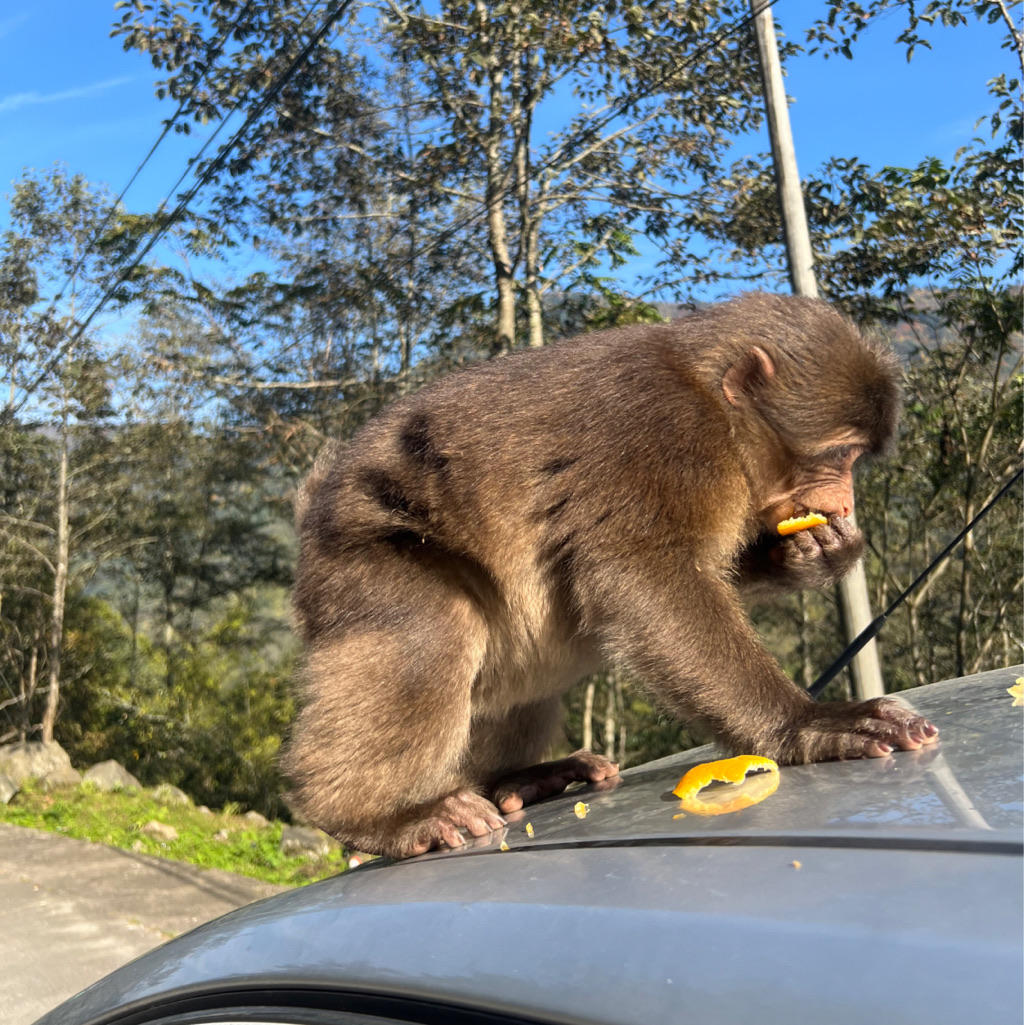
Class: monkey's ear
722,346,776,407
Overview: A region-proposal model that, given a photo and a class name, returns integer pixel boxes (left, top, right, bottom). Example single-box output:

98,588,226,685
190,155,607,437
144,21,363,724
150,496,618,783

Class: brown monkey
283,292,938,858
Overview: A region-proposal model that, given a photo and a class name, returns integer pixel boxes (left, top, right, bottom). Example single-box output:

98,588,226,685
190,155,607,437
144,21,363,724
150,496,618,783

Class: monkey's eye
818,445,863,468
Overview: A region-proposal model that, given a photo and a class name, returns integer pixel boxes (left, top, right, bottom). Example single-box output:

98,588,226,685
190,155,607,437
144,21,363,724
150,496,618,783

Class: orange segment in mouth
777,512,828,536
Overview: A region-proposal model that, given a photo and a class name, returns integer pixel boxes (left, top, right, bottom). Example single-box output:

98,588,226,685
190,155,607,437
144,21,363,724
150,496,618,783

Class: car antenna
809,467,1023,699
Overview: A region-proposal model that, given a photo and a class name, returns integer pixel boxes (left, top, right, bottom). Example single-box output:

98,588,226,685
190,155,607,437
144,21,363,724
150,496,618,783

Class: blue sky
0,2,1010,259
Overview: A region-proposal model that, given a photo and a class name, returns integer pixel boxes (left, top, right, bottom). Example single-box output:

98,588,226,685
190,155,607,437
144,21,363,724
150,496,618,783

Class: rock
0,774,17,805
197,805,213,815
141,820,179,843
40,766,82,789
280,825,332,859
213,829,231,842
82,760,141,791
243,810,270,828
0,741,76,787
152,783,191,806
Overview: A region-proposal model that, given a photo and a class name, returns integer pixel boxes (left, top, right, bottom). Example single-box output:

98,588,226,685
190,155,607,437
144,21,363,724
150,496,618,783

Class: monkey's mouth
776,512,829,536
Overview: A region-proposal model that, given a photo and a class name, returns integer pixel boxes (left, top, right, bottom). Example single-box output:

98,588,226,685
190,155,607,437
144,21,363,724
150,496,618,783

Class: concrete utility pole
749,0,885,700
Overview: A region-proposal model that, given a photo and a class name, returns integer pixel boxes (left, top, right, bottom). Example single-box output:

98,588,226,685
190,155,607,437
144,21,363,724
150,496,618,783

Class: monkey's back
293,321,751,661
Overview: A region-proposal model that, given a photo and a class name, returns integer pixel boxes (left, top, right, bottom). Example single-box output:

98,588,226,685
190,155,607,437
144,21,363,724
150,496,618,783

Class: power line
50,0,259,308
5,0,354,418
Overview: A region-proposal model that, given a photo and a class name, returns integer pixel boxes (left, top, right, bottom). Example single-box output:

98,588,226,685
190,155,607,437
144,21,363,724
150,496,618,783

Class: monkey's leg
283,562,506,859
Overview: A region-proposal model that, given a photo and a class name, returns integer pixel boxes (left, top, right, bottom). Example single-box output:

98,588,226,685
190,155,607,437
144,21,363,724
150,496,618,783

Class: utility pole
749,0,885,700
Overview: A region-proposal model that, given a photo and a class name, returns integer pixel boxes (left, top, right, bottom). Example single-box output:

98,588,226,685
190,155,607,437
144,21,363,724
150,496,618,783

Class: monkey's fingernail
877,742,893,754
923,722,938,736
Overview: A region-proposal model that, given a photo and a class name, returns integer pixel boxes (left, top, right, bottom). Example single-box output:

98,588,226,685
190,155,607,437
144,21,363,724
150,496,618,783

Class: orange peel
777,512,828,536
672,754,780,816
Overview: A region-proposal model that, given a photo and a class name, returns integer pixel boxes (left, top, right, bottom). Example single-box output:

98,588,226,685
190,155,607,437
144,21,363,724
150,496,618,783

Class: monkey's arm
587,561,935,764
735,517,865,598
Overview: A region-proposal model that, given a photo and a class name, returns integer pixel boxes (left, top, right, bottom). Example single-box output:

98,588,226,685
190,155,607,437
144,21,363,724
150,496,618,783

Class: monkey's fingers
859,698,940,750
785,699,940,764
392,790,506,858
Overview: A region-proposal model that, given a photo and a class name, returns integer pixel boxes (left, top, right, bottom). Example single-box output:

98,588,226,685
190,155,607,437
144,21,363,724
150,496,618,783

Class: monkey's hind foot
388,790,506,859
491,749,620,813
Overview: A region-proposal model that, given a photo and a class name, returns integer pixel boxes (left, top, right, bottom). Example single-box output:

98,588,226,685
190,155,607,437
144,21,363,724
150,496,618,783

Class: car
36,664,1023,1025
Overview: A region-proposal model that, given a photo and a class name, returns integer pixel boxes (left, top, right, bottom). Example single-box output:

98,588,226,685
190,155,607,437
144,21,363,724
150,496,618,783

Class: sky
0,1,1011,279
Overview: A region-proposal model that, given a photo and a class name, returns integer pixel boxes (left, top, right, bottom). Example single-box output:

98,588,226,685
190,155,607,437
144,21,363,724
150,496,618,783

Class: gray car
36,664,1024,1025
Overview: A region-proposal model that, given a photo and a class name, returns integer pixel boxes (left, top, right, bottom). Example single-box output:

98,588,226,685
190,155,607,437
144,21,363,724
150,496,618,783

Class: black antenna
810,467,1023,698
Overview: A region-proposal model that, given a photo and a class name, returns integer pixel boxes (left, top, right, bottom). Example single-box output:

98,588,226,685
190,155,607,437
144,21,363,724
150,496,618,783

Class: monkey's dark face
757,433,869,530
719,331,897,534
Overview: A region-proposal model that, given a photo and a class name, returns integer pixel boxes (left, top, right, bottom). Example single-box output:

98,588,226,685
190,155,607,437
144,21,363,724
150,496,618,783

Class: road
0,822,287,1025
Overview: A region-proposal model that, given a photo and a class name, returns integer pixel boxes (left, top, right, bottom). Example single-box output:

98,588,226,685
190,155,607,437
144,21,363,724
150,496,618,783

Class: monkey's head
716,294,901,531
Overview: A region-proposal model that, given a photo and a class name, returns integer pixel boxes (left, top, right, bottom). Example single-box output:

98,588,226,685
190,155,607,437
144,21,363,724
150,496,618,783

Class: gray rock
82,760,141,792
242,810,270,828
279,825,332,859
141,820,179,843
152,783,191,806
0,741,75,786
0,773,17,805
40,766,82,789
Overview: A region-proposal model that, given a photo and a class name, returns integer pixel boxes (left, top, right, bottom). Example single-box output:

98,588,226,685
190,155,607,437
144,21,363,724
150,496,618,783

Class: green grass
0,781,349,887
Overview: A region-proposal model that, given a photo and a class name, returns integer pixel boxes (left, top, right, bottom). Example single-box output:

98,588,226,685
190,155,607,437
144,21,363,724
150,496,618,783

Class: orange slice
777,512,828,536
671,755,780,816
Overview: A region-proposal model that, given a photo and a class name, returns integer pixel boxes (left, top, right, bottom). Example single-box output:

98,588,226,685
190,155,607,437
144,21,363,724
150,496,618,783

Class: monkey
282,292,939,859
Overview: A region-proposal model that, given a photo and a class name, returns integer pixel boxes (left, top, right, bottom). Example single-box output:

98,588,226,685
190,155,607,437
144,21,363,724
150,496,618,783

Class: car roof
481,662,1023,856
38,665,1023,1025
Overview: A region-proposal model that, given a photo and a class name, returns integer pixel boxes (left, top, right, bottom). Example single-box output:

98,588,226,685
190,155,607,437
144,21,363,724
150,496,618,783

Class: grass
0,781,349,887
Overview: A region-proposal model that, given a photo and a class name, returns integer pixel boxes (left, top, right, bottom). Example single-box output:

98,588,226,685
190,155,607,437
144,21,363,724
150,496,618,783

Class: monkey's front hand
741,517,865,593
769,697,939,764
773,516,866,589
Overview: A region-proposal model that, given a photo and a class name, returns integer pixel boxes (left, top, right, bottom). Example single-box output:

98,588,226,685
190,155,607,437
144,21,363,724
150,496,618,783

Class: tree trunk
798,591,813,689
603,674,616,760
42,429,70,743
513,45,544,349
615,674,627,765
23,643,38,741
582,678,595,751
477,0,516,352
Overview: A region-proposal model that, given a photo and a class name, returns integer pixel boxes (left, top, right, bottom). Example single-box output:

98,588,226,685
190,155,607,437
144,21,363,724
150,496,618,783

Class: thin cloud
0,76,134,116
0,13,30,40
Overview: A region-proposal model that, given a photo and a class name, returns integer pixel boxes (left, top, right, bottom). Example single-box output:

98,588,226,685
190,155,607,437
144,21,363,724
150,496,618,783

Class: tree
0,168,135,741
113,1,774,391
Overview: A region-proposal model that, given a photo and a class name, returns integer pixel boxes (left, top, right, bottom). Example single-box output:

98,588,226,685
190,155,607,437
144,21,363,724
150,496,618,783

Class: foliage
0,780,347,886
53,590,297,819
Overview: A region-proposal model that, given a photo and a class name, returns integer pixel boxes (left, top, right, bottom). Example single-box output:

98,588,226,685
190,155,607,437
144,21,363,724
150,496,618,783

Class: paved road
0,823,287,1025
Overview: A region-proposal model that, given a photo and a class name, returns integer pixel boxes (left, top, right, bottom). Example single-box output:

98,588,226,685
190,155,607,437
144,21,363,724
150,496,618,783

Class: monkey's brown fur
284,293,937,858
